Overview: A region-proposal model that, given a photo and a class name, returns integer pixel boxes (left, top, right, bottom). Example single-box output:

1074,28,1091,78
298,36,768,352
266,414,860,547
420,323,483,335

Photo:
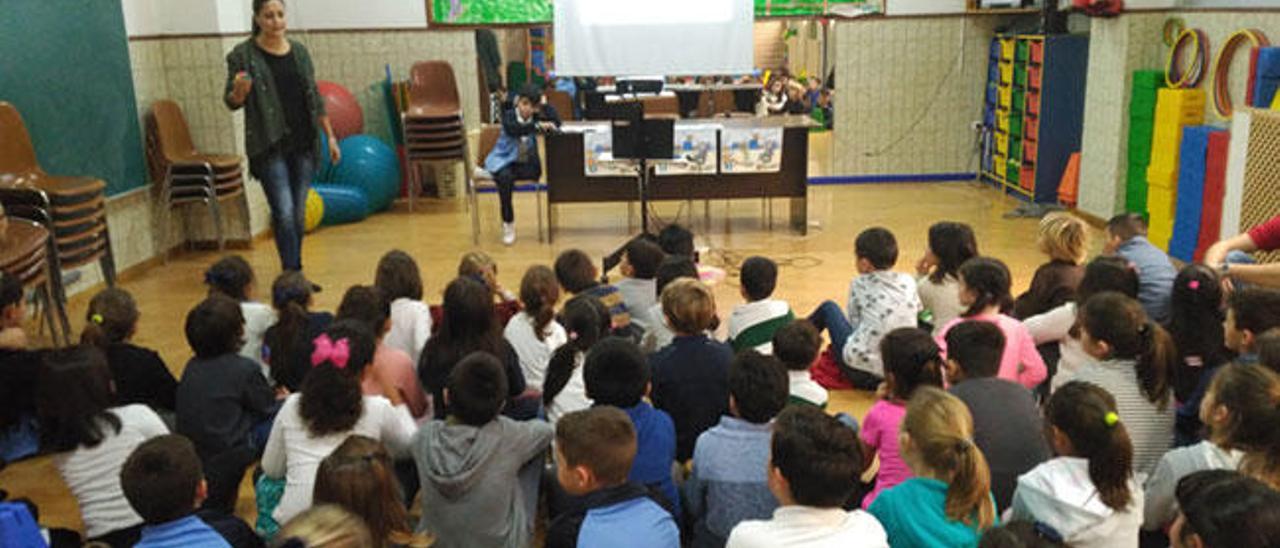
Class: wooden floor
0,142,1098,534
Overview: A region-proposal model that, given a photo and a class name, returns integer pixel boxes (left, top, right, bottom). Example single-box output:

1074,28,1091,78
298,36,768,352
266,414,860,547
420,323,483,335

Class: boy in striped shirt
728,257,794,354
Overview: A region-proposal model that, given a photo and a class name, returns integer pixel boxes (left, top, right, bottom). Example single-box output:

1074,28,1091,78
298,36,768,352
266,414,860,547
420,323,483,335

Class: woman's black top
258,45,314,154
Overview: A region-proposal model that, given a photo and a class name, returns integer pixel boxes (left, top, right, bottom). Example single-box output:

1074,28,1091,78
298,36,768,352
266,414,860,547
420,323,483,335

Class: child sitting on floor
651,278,733,462
583,337,679,515
546,407,681,548
336,285,430,419
1104,214,1177,324
0,271,41,463
1013,212,1088,320
686,350,789,547
641,256,700,354
808,227,922,389
413,351,553,547
176,296,278,514
726,406,889,548
81,288,177,416
375,250,432,365
773,320,827,408
204,255,274,374
504,265,568,392
458,250,521,326
543,294,610,424
614,238,666,333
936,257,1047,390
728,256,794,354
313,435,431,548
556,248,632,332
915,221,979,334
262,271,332,391
1224,287,1280,364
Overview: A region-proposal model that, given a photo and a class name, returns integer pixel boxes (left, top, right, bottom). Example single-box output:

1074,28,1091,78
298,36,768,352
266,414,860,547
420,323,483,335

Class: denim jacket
223,39,325,164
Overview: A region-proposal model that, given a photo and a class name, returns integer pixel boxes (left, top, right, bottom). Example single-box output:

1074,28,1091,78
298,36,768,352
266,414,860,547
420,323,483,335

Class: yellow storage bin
999,62,1014,84
997,113,1009,132
996,133,1009,155
1000,39,1016,60
994,153,1007,177
999,86,1013,107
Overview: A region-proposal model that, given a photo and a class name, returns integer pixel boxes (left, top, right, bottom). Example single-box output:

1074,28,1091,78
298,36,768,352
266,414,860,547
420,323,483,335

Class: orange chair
1057,152,1081,207
146,100,249,255
0,213,69,346
402,61,473,214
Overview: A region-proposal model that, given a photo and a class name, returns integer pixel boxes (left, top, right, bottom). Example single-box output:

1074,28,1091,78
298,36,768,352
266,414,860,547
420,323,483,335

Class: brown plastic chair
545,90,576,122
146,100,248,256
469,124,543,244
407,61,463,119
401,61,472,214
0,215,69,346
0,102,115,333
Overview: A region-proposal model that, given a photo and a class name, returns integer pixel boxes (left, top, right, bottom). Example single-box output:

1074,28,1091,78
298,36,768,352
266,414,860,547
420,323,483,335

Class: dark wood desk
543,116,811,240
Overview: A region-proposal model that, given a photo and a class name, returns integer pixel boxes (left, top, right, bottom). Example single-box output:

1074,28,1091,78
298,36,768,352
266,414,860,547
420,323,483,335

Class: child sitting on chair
483,84,561,246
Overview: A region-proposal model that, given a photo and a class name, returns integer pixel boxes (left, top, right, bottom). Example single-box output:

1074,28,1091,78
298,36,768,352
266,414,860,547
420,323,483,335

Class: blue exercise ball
312,183,371,225
330,135,400,212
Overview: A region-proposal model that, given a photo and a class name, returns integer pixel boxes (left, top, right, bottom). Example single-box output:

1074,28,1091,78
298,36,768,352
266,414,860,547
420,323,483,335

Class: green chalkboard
0,0,147,196
429,0,869,25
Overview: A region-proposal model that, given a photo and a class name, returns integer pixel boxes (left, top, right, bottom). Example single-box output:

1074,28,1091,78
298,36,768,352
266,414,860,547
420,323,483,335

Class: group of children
4,213,1280,548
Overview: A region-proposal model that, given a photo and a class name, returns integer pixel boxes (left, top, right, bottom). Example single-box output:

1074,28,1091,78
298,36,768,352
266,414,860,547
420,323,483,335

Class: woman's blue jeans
258,149,315,271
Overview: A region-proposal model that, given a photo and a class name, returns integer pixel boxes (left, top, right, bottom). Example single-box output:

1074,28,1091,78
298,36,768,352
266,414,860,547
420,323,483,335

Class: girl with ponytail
1013,381,1140,548
870,386,996,546
81,288,177,413
860,327,945,508
1076,291,1176,475
204,255,275,370
262,271,333,391
937,257,1047,389
542,293,611,424
1145,363,1280,532
504,265,568,391
261,320,417,527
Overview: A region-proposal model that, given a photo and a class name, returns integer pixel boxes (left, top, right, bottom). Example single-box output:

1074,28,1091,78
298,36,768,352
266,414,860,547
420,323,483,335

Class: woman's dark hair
374,250,423,302
879,327,944,401
184,295,245,359
420,277,508,394
1175,469,1280,548
336,285,389,337
1205,364,1280,490
1081,292,1175,407
300,320,376,437
314,435,413,548
518,265,560,343
251,0,282,36
1169,264,1229,401
544,294,611,408
1046,381,1134,511
36,346,121,452
81,288,139,348
204,255,255,302
264,271,314,390
959,257,1014,317
927,222,979,285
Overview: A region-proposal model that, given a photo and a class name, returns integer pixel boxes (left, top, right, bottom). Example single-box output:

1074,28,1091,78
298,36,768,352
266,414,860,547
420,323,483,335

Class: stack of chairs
0,102,115,338
0,207,70,346
146,99,248,256
401,60,473,213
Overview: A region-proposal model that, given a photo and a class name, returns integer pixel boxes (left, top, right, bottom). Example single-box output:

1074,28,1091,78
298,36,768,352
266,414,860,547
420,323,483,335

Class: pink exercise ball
317,80,363,139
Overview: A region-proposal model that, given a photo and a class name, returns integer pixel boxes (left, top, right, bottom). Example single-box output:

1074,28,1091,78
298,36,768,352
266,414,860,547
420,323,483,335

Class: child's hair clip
91,313,104,325
1104,411,1120,428
1188,280,1201,290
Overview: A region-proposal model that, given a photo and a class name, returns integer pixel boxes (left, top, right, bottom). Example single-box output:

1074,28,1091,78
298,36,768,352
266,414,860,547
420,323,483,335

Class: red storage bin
1024,140,1038,163
1028,65,1043,90
1024,115,1039,141
1020,166,1035,191
1026,89,1042,115
1029,41,1044,64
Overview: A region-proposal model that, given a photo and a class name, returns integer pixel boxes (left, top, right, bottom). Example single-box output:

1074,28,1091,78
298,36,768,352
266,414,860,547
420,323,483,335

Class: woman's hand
327,134,342,165
231,71,253,104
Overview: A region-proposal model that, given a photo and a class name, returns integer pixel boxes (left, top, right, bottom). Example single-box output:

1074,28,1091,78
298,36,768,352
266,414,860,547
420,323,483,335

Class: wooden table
543,116,812,240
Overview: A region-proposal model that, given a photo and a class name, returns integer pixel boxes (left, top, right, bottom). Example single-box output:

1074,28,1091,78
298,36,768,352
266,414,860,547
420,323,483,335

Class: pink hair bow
311,334,351,369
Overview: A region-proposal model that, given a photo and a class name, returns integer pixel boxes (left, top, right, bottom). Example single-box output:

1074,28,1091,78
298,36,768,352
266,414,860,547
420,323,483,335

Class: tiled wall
86,29,477,296
832,16,1000,176
1078,11,1280,218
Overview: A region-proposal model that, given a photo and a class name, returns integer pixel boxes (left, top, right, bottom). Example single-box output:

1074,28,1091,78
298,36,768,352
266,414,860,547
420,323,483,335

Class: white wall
123,0,428,37
885,0,967,15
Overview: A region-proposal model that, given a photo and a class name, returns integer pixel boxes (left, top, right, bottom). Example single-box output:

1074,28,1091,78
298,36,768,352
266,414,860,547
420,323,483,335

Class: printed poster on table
720,127,783,173
655,125,719,176
583,127,637,178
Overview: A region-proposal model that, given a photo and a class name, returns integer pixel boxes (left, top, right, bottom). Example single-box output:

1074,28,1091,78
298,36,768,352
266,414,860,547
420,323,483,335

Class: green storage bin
1128,122,1155,165
1007,161,1021,184
1012,89,1026,112
1010,116,1024,138
1133,70,1166,91
1015,40,1029,62
1125,166,1149,214
1009,139,1023,161
1014,65,1028,87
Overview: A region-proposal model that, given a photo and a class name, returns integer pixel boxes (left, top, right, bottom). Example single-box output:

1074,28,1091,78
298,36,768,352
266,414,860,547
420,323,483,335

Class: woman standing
224,0,340,272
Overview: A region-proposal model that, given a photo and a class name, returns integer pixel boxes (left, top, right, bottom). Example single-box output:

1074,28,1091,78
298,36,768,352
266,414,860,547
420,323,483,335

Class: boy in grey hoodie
412,351,553,547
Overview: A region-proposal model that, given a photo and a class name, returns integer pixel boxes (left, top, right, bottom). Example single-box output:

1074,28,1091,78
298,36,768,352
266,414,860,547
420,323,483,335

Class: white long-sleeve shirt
53,404,169,538
1023,302,1095,392
262,393,417,525
384,298,432,366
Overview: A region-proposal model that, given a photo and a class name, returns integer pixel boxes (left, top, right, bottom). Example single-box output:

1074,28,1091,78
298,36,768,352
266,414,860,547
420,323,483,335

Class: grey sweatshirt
412,416,553,548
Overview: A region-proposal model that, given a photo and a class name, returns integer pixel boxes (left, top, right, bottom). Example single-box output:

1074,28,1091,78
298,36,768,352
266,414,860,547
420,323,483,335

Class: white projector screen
554,0,754,77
